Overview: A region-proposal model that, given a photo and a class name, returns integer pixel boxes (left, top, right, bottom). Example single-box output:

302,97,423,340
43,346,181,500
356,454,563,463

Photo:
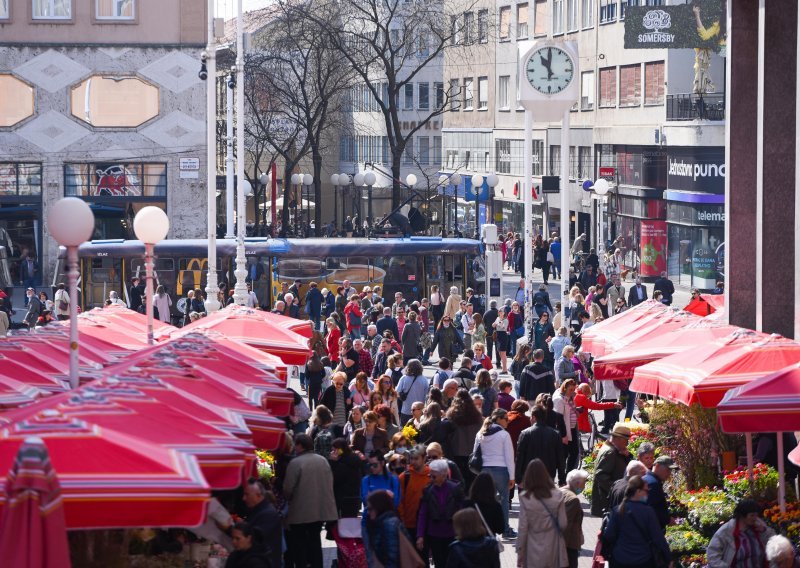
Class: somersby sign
667,148,726,194
624,0,726,52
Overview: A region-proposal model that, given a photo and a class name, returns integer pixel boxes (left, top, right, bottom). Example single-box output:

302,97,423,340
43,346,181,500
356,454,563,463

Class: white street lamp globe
303,174,313,186
330,174,340,186
339,174,350,185
405,173,418,187
439,174,449,187
133,206,170,244
354,172,365,187
259,172,270,185
291,173,301,185
486,174,499,188
450,173,462,186
364,171,377,186
242,180,253,197
47,197,95,246
593,178,610,196
471,173,484,189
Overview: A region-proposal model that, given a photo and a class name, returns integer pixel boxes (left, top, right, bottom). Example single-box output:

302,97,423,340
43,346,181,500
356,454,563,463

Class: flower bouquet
255,449,275,482
402,424,419,442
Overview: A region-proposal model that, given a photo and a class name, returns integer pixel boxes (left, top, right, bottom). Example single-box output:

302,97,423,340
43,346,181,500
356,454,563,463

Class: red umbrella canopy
169,306,311,365
0,356,69,393
0,388,251,490
15,328,118,366
0,410,210,529
631,333,800,407
0,378,46,411
580,300,673,357
83,304,176,335
594,319,743,382
0,436,71,568
718,363,800,433
103,337,292,415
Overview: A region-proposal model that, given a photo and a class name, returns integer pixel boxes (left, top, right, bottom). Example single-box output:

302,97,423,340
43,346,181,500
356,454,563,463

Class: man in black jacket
243,478,283,568
483,300,499,365
515,405,564,483
375,307,399,340
371,338,395,379
653,271,675,305
129,278,144,312
518,349,555,401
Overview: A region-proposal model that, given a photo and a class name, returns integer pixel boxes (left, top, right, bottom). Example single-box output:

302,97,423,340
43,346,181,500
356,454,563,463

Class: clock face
525,46,575,95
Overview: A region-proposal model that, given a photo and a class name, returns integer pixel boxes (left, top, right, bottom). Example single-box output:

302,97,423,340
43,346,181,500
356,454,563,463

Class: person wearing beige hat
590,424,632,517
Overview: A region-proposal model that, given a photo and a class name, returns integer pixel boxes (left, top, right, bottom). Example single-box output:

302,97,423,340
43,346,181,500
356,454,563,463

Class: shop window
71,76,159,128
0,75,35,127
64,163,167,198
0,163,42,196
32,0,71,19
96,0,134,19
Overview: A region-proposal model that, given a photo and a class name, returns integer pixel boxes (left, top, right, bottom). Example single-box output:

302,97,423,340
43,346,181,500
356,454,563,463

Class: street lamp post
353,173,365,231
486,174,499,234
364,171,377,230
330,174,340,234
339,173,349,234
133,206,170,346
471,173,484,240
232,0,248,307
47,197,95,389
290,173,301,235
302,174,313,232
439,174,448,237
259,172,270,232
450,173,462,236
591,178,610,254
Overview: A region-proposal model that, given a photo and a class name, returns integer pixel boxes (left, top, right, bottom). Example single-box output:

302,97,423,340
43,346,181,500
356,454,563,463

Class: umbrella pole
777,432,786,513
746,432,754,494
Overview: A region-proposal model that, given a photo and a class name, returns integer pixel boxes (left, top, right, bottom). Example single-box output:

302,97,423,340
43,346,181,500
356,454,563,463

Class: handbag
397,525,425,568
473,504,504,552
547,251,555,263
468,439,483,475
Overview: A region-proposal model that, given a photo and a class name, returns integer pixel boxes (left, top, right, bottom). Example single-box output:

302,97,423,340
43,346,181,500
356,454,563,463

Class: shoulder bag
397,524,425,568
398,375,419,403
468,436,483,475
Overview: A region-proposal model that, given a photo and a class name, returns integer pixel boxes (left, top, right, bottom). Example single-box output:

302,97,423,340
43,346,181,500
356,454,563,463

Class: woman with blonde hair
375,374,400,425
517,459,569,568
443,286,462,320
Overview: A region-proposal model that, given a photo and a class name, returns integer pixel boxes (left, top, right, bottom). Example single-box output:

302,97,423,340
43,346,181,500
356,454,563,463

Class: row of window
0,0,134,20
447,61,664,114
0,162,166,198
347,82,445,113
449,77,489,111
444,141,594,180
497,0,663,42
0,74,160,129
450,9,490,45
339,135,442,167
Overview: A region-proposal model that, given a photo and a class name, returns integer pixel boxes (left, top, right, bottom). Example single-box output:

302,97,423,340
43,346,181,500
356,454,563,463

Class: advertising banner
639,220,667,277
667,147,726,194
624,0,726,52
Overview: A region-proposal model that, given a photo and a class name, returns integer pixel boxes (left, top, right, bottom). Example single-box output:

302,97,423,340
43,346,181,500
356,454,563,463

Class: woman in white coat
152,285,173,323
443,286,462,321
516,458,569,568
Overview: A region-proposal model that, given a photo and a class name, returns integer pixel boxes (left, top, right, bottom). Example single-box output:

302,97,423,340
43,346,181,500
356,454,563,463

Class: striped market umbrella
631,333,800,408
166,305,311,364
0,409,210,529
580,300,673,357
593,319,742,382
0,436,70,568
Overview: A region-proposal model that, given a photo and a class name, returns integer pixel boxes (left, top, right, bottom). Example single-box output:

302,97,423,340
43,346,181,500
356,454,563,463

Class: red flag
532,185,539,200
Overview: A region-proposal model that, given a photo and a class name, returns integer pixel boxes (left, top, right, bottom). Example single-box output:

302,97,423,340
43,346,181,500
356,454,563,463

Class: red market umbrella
83,304,176,335
96,372,286,451
717,363,800,433
717,363,800,512
169,306,311,365
704,294,724,312
580,300,673,357
0,378,46,410
0,409,210,529
104,337,292,415
0,437,70,568
630,333,800,407
593,319,743,382
0,388,253,490
0,358,67,394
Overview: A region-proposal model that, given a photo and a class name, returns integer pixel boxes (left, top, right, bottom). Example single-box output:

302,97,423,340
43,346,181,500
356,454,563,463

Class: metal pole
144,242,155,345
560,109,571,298
334,183,339,234
67,246,80,389
523,110,533,335
368,184,373,228
204,0,221,313
225,72,235,238
232,0,247,305
777,432,786,513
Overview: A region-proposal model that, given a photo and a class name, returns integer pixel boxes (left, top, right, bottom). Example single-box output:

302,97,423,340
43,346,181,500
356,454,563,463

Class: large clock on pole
518,40,579,120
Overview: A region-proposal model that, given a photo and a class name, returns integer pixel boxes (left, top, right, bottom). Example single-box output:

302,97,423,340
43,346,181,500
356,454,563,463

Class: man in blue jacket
304,281,323,330
643,455,674,531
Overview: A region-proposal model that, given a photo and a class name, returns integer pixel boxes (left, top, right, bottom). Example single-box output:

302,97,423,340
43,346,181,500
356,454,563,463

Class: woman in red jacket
325,318,342,363
573,383,622,433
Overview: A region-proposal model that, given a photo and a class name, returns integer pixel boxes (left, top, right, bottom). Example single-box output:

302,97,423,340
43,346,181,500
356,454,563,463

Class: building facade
0,0,208,295
441,0,726,287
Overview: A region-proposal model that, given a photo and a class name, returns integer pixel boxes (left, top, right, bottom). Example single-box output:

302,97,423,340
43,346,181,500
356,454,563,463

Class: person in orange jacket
397,445,431,538
574,383,622,433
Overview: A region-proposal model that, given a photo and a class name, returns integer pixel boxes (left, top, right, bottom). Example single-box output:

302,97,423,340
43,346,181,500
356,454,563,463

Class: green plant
723,463,779,502
677,488,735,536
666,524,710,556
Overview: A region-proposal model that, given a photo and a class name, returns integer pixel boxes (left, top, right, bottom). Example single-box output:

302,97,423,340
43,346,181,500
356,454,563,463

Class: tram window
425,256,444,282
